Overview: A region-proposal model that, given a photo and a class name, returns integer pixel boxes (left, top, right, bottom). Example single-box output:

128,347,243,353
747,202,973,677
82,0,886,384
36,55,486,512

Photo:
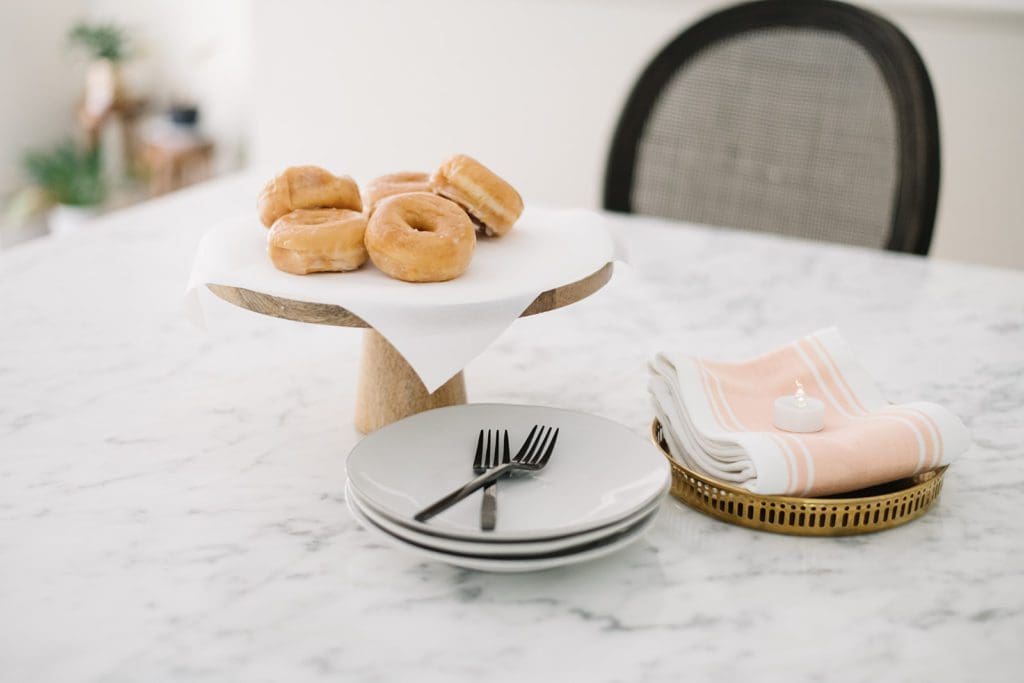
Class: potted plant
22,141,105,236
68,22,129,120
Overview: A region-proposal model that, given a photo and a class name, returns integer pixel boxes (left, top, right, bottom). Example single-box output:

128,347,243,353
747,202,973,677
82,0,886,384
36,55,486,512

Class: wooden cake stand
207,263,612,433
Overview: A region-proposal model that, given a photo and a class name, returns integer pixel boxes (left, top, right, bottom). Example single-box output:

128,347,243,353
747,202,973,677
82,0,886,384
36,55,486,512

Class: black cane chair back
604,0,939,254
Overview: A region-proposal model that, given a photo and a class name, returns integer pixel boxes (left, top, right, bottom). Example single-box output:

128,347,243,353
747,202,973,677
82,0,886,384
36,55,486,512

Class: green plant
68,22,129,62
23,141,105,207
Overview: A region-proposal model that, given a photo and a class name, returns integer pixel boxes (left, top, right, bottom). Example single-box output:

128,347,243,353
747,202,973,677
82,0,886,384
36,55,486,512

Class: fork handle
481,481,497,531
414,464,514,523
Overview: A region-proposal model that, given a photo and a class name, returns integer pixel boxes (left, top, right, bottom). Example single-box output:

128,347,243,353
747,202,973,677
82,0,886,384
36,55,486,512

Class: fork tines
474,424,559,471
514,425,559,468
474,429,508,474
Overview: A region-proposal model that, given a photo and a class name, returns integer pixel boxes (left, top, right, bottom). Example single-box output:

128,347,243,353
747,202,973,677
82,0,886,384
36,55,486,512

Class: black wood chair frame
604,0,940,255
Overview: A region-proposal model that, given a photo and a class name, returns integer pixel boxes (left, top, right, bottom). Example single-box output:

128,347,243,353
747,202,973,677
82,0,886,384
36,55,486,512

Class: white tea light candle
773,381,825,433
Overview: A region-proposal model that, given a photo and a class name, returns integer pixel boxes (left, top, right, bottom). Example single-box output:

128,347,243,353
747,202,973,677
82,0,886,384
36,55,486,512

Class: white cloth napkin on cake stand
186,207,622,392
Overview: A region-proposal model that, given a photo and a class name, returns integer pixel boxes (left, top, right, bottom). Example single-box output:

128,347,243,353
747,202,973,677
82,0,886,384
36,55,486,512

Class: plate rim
350,475,670,545
347,481,665,556
346,402,671,542
345,487,657,572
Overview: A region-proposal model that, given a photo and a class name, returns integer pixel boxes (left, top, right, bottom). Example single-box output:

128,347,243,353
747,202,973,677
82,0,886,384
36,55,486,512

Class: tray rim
651,419,947,512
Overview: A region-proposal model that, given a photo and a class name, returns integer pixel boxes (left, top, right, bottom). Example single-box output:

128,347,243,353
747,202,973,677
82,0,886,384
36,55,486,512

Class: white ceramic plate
346,403,670,542
347,481,664,556
345,486,658,573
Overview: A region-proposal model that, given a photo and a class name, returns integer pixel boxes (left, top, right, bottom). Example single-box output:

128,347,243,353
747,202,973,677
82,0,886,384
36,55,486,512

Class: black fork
414,425,560,524
475,430,510,531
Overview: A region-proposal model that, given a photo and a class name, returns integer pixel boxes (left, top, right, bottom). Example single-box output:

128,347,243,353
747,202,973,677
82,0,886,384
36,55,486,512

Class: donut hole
405,217,436,233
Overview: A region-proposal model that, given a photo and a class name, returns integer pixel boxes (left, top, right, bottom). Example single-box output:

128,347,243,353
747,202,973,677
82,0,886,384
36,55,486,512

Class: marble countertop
2,175,1022,682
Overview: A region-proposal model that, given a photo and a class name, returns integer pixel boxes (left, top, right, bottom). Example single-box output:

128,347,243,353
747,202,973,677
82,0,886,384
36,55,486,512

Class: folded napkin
649,328,969,497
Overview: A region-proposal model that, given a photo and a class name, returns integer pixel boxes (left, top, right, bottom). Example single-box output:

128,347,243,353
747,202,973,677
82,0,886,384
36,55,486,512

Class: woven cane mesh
632,27,899,248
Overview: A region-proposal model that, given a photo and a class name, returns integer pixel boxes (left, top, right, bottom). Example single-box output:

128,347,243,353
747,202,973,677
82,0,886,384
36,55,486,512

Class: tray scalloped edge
651,420,947,537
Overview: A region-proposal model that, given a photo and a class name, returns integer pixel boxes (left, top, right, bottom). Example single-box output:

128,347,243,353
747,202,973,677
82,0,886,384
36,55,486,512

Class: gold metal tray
652,420,947,536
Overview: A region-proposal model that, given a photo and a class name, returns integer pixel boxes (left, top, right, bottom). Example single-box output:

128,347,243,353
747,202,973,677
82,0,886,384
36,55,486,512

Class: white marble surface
1,174,1022,682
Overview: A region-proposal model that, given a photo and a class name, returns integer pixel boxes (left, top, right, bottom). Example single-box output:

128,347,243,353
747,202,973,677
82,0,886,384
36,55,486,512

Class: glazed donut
430,154,523,237
258,166,362,227
267,209,368,275
363,172,431,214
364,193,475,282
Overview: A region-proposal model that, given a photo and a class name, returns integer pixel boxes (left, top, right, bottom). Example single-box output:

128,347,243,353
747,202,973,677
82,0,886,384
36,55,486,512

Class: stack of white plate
345,404,671,572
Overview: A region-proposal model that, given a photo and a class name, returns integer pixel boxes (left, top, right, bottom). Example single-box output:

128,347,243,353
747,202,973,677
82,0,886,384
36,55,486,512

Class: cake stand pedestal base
354,329,466,434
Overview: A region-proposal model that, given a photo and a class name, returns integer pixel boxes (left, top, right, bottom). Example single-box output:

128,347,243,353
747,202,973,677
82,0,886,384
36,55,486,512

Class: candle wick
794,380,807,408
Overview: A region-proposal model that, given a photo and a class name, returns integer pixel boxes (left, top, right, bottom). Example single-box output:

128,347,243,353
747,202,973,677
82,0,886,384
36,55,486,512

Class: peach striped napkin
649,328,969,496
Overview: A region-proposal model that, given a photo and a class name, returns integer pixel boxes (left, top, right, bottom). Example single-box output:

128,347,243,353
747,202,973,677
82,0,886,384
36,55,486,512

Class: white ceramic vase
83,59,121,118
47,204,99,237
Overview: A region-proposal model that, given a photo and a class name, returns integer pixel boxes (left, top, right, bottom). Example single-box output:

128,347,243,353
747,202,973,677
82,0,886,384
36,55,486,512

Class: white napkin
649,328,970,496
186,207,618,392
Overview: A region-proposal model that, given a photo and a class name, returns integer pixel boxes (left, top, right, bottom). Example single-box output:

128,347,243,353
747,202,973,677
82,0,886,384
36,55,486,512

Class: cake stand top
207,262,612,328
190,208,618,390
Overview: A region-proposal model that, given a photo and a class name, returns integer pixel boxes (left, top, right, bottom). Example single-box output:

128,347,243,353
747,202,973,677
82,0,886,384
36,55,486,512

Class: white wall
899,6,1024,269
250,0,1024,269
250,0,701,209
0,1,83,193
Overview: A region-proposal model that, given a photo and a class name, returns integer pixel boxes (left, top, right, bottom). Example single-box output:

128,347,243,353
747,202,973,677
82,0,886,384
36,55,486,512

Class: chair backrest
604,0,939,254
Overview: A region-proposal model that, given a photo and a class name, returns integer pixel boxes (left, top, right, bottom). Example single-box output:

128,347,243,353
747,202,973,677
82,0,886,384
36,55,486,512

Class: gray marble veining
1,174,1023,682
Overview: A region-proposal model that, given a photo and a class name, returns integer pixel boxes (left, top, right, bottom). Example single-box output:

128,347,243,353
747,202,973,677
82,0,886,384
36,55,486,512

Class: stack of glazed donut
257,154,523,283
